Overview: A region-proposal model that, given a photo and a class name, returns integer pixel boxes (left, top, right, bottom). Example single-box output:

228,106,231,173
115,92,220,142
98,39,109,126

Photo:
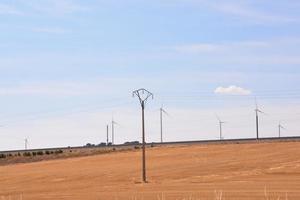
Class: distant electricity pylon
215,114,225,140
160,106,169,143
133,88,153,183
278,122,286,138
255,98,266,140
24,138,28,150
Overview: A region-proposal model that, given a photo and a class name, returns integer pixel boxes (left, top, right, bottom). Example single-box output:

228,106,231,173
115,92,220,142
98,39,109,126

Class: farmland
0,141,300,200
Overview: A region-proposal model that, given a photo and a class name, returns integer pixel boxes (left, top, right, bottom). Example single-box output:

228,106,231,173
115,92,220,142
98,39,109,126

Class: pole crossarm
133,88,154,107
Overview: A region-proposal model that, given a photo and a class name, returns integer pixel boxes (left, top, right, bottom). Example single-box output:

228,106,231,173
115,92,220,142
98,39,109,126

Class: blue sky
0,0,300,150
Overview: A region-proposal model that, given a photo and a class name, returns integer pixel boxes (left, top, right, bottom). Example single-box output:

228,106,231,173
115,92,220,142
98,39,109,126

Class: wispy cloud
0,3,23,15
24,0,89,15
171,37,300,65
0,81,108,96
169,0,299,24
214,85,252,95
210,1,297,23
0,0,89,17
174,44,221,53
33,27,70,34
173,40,269,53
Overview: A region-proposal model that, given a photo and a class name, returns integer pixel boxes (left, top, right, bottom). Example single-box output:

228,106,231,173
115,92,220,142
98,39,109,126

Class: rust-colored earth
1,141,300,200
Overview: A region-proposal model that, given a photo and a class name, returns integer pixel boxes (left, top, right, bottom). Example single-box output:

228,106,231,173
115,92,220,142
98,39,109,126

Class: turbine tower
111,118,119,145
216,114,225,140
106,124,109,145
255,98,265,140
160,106,169,143
24,138,28,150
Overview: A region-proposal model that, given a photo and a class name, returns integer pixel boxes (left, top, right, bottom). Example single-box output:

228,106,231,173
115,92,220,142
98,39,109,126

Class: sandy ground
0,141,300,200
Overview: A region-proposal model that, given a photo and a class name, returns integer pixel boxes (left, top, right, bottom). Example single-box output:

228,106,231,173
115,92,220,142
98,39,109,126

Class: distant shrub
134,146,140,149
55,150,63,154
45,151,50,155
98,142,106,146
32,152,37,156
37,151,44,156
85,143,95,147
8,154,12,157
112,148,116,151
124,141,140,145
0,154,6,159
50,151,54,154
17,153,21,156
23,152,31,157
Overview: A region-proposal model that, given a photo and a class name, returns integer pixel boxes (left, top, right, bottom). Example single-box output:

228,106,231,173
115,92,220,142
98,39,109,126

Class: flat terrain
0,141,300,200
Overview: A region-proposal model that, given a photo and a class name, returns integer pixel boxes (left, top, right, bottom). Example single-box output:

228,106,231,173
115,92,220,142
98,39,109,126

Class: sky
0,0,300,150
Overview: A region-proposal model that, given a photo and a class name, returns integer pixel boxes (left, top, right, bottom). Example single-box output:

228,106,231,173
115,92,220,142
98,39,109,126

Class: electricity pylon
133,88,153,183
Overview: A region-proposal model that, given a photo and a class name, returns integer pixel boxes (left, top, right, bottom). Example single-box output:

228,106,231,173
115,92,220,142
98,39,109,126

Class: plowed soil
1,141,300,200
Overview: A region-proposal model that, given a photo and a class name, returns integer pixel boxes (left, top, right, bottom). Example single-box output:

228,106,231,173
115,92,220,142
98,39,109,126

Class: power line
0,101,132,127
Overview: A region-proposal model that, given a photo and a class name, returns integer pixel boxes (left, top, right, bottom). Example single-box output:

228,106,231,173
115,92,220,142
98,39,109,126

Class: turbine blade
215,114,221,122
112,120,121,126
257,109,267,115
281,125,287,130
255,97,258,110
162,108,170,117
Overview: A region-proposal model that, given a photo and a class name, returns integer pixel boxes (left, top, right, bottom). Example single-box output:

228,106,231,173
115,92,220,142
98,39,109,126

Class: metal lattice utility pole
133,88,153,183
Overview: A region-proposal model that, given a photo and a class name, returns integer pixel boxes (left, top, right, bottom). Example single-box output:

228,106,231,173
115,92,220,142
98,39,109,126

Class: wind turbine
24,138,28,150
160,106,170,143
255,98,266,140
215,114,225,140
278,122,286,138
111,118,120,145
106,124,109,145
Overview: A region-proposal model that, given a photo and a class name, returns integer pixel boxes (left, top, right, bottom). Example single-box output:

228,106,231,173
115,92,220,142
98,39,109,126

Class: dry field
0,141,300,200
